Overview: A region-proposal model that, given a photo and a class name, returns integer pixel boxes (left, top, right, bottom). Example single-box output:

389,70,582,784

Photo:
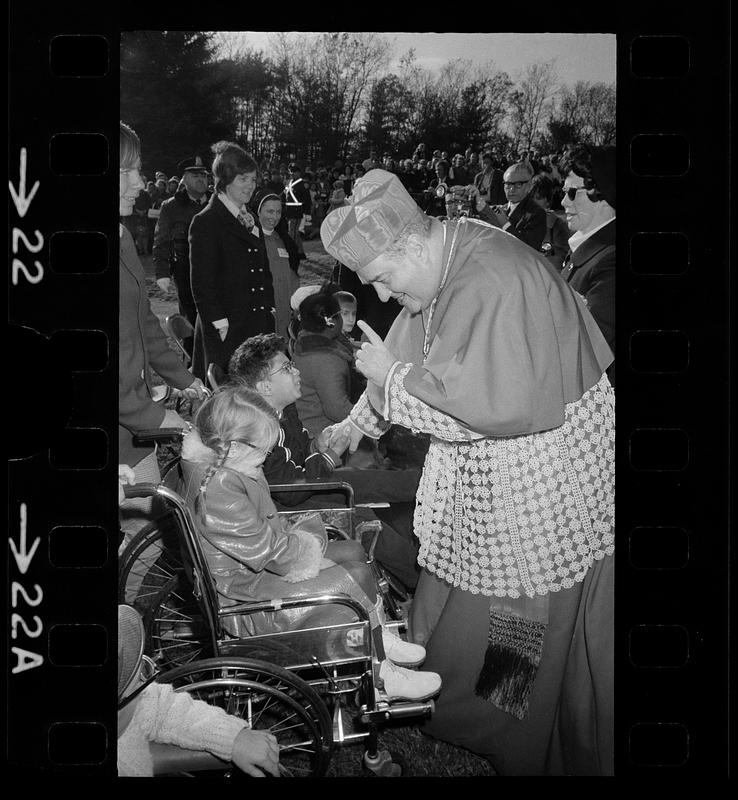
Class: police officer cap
177,155,210,174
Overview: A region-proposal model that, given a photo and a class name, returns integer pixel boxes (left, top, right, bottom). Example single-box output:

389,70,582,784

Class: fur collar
181,428,217,464
181,428,265,478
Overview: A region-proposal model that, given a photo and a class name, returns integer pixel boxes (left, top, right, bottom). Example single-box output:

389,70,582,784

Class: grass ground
141,234,496,777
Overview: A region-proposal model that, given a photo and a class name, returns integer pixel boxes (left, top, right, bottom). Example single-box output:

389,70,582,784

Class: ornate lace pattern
386,363,481,441
349,391,390,439
414,374,615,598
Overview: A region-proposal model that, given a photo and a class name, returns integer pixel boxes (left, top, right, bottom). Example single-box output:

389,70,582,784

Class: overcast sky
223,32,616,87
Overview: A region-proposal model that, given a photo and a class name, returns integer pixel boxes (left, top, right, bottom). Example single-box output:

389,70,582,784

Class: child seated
178,384,441,702
292,285,360,438
333,290,361,344
117,604,280,777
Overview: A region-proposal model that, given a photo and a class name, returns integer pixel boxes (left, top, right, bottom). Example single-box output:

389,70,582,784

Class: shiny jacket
179,433,363,636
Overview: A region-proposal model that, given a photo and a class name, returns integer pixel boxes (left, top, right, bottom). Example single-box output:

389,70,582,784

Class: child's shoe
378,660,442,702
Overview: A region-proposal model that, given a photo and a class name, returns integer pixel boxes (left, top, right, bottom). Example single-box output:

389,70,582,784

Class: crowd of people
126,143,570,257
118,118,616,776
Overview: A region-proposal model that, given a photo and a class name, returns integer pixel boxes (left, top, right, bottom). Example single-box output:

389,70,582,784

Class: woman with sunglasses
559,144,616,386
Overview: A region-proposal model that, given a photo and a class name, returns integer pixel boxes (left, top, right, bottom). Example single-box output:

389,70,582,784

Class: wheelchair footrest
359,699,434,724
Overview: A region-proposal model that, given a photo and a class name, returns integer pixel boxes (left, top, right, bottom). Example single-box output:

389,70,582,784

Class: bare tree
267,32,391,163
508,60,559,152
553,81,616,146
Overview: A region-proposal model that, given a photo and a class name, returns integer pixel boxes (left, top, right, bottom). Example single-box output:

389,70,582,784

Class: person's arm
348,391,391,439
152,200,173,282
300,183,312,214
135,683,279,777
552,217,571,266
355,321,489,442
189,212,229,327
581,249,616,353
142,295,197,390
510,205,547,251
381,362,480,442
261,446,333,507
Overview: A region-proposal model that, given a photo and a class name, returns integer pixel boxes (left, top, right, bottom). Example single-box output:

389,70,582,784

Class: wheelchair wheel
146,574,212,669
119,519,212,668
159,657,334,777
118,515,181,611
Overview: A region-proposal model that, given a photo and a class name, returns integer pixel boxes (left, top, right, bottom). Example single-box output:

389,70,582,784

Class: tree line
121,31,615,176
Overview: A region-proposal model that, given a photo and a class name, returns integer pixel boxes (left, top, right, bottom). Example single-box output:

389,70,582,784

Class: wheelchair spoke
225,688,238,716
279,742,318,755
248,694,280,728
161,661,332,776
268,717,311,736
279,764,312,777
153,605,194,623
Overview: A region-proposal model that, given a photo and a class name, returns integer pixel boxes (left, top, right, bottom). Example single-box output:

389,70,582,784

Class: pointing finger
356,320,383,345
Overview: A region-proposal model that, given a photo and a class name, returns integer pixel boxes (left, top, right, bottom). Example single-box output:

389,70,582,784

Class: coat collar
508,192,533,222
206,193,261,242
175,186,209,207
571,218,616,266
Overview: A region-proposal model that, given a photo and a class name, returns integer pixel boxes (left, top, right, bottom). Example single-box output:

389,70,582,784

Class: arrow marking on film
10,503,40,575
9,148,40,218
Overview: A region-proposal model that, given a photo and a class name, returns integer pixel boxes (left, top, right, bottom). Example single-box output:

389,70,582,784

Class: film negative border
5,4,731,777
617,17,730,776
8,12,119,775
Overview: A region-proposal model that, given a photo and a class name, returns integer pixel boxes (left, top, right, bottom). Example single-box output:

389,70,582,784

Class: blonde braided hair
193,385,279,523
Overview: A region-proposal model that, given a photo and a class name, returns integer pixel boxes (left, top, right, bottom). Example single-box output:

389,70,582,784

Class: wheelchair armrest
132,428,186,446
150,742,230,775
218,592,369,623
122,482,159,500
269,480,354,507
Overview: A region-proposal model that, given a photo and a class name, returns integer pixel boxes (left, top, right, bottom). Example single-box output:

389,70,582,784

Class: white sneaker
378,660,442,702
381,629,426,667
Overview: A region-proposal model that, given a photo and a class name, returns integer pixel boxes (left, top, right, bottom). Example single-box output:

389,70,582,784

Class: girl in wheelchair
179,384,442,702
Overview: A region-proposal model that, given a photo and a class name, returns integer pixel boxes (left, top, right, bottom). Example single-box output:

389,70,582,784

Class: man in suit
473,160,547,252
559,144,616,385
152,155,211,356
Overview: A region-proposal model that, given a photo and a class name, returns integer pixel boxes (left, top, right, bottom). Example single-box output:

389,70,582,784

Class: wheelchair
119,429,434,777
165,313,195,368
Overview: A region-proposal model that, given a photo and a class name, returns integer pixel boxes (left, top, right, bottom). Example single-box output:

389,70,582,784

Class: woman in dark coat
189,141,276,381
